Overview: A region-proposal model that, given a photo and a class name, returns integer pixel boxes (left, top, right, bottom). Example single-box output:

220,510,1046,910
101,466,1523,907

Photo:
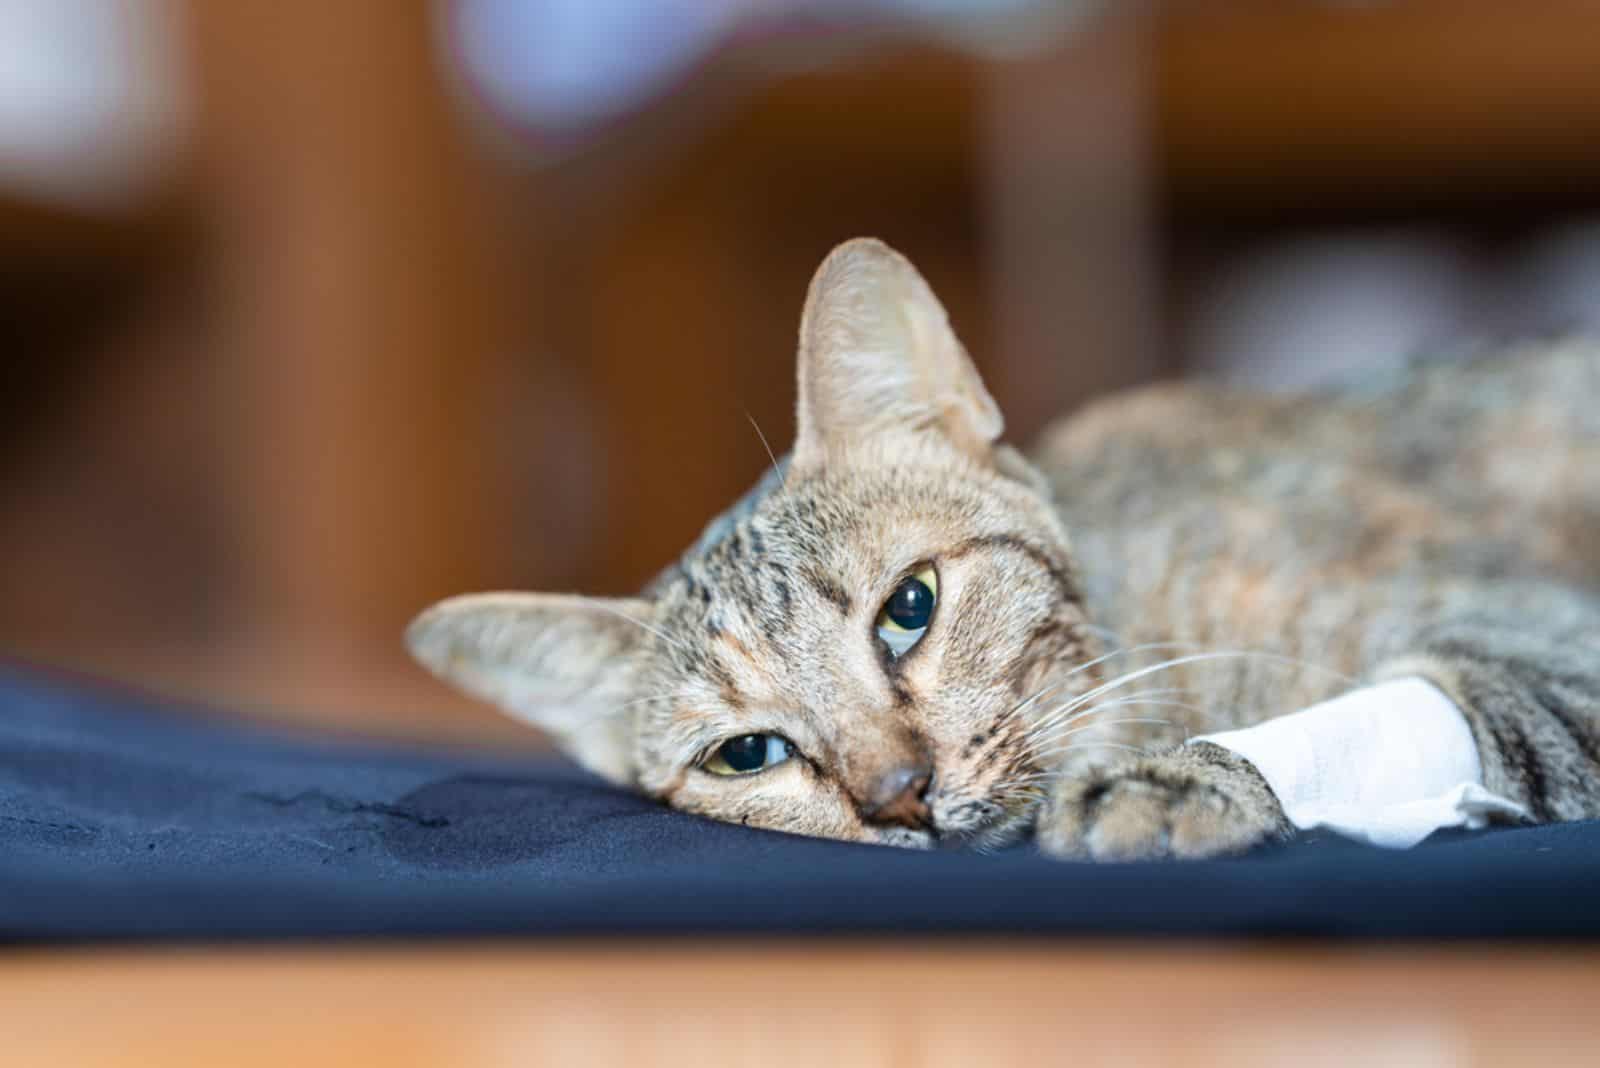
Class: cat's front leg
1036,743,1292,861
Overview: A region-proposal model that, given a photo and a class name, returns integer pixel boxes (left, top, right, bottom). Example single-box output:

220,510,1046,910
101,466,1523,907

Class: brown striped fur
410,239,1600,859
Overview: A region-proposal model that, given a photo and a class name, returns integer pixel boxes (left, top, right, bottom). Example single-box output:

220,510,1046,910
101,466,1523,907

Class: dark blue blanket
2,665,1597,942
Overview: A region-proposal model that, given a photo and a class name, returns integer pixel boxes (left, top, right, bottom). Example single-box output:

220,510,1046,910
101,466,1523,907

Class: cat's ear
406,592,658,785
794,237,1003,467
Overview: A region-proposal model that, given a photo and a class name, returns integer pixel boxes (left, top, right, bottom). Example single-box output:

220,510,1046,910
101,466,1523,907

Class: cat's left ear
794,237,1003,466
406,592,657,785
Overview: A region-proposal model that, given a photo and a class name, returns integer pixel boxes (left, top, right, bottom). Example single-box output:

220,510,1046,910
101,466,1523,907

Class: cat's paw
1036,742,1292,861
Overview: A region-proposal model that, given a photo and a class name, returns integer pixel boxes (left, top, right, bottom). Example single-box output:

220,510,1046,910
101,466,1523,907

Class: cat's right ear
406,592,658,785
794,237,1003,467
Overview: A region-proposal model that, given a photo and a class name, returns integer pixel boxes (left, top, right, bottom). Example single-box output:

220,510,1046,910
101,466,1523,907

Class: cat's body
411,239,1600,859
1030,346,1600,853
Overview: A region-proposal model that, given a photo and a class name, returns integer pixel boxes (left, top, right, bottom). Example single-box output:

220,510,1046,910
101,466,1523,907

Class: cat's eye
701,733,794,776
876,566,938,658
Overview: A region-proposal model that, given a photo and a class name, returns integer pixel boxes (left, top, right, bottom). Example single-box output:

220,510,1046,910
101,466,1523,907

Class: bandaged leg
1193,677,1526,848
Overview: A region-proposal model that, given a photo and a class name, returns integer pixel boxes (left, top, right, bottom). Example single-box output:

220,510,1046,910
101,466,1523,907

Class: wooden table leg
983,11,1168,443
185,1,520,702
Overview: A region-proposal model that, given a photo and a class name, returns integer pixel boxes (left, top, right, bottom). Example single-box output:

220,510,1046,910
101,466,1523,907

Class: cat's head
409,238,1098,848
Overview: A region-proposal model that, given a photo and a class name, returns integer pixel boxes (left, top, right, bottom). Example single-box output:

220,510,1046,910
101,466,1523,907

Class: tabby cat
408,238,1600,859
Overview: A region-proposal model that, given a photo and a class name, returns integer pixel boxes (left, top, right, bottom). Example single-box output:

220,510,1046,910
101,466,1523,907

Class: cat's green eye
876,566,938,658
701,733,794,776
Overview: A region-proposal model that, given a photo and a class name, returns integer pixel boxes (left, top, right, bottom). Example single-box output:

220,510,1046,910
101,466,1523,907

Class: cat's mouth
877,791,1039,851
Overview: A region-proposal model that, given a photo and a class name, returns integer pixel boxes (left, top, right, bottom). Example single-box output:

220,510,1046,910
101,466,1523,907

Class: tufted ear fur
794,237,1003,468
406,593,657,784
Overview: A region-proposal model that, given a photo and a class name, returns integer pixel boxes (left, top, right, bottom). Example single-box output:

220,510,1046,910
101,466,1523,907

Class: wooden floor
5,942,1597,1066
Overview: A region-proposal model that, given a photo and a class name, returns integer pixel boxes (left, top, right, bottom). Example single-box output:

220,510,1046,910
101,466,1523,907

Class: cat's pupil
886,577,934,631
720,734,769,773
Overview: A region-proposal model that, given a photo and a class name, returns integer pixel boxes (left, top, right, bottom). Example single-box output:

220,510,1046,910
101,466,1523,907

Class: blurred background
4,0,1600,746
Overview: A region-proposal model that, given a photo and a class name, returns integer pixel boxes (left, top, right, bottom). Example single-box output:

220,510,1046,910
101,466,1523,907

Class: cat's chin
868,826,938,850
865,807,1037,853
952,810,1038,853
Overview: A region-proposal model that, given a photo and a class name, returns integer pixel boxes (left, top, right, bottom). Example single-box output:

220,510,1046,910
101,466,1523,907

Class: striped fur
1033,343,1600,854
410,239,1600,859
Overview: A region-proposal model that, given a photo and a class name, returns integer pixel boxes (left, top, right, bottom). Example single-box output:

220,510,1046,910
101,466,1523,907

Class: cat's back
1031,341,1600,654
1040,340,1598,496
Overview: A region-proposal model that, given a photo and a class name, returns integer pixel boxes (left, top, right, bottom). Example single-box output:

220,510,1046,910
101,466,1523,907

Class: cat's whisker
1030,716,1175,752
1026,657,1225,733
989,716,1176,794
1001,673,1088,728
1090,690,1194,713
1029,707,1189,749
1035,740,1150,759
1030,634,1343,709
991,765,1056,786
989,773,1056,796
1048,641,1201,687
1029,684,1187,725
992,771,1053,787
1026,693,1195,743
1058,647,1351,724
579,597,696,657
1029,649,1354,738
1085,696,1198,723
1026,687,1190,738
1035,713,1175,742
743,410,788,495
1005,642,1206,725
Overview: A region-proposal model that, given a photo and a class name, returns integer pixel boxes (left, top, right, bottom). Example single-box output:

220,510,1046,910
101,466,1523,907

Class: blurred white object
1503,220,1600,336
453,0,738,134
449,0,1089,142
0,0,187,210
1189,234,1477,391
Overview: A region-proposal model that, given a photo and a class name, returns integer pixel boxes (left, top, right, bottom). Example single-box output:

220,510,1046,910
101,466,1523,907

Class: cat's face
409,239,1096,848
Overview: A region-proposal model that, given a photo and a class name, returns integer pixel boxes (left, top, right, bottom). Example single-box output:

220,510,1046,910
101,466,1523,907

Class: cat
408,238,1600,859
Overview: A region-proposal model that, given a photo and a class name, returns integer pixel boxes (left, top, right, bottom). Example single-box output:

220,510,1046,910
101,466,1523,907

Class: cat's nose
861,763,934,831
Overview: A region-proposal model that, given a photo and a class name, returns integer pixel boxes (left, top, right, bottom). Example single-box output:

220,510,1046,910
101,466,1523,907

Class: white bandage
1193,676,1527,848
